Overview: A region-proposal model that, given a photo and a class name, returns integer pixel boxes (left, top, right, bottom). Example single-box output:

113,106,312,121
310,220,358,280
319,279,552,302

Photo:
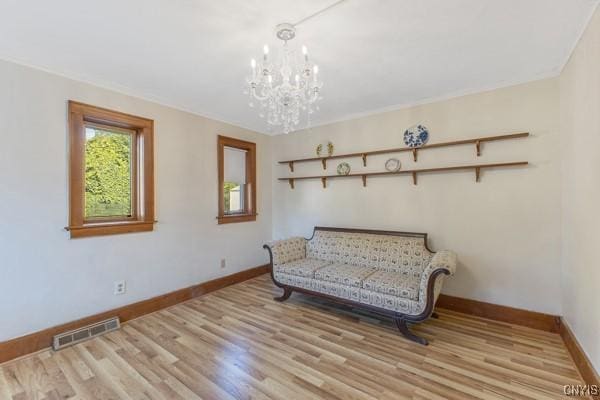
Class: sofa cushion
275,258,331,277
314,264,377,287
313,279,361,302
273,272,316,291
359,289,421,315
306,230,433,274
361,270,421,301
306,231,342,262
376,237,433,274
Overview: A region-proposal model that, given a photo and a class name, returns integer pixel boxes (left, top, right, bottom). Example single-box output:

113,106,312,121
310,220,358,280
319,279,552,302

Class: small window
217,136,256,224
68,101,155,238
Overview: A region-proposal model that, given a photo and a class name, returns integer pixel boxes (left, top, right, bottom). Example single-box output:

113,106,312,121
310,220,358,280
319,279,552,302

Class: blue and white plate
403,124,429,148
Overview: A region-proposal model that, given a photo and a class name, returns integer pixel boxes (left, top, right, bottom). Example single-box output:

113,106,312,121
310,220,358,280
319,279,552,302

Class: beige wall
0,59,272,341
272,78,562,315
560,5,600,372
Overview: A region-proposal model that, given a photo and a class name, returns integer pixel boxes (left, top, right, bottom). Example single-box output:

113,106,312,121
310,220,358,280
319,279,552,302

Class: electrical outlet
114,280,126,295
220,259,226,269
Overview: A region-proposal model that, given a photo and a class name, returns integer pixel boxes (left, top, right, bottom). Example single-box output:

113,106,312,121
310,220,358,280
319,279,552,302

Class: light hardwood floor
0,274,586,400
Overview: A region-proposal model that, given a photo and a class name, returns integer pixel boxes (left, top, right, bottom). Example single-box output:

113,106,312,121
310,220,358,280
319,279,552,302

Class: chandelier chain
292,0,348,27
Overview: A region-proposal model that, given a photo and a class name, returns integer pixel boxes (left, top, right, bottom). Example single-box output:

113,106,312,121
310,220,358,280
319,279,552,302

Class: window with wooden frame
67,101,155,238
217,135,257,224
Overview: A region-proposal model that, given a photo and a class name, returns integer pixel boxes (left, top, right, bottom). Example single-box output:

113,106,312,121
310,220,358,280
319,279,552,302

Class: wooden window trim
217,135,257,224
67,101,155,238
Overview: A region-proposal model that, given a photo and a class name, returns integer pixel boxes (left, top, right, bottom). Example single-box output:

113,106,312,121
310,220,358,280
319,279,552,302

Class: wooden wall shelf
278,161,528,188
278,132,529,171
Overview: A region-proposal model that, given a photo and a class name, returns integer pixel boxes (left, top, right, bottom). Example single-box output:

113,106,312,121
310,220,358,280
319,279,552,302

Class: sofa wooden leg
394,318,428,345
431,312,439,319
274,287,292,302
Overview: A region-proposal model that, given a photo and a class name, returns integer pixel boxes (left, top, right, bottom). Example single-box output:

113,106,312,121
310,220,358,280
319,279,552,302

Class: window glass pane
224,182,244,214
84,125,133,219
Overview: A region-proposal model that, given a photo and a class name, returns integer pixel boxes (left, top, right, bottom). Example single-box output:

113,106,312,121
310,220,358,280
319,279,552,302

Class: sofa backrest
306,227,434,275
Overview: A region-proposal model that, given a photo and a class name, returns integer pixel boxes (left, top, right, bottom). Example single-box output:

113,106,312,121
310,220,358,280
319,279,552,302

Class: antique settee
263,227,457,345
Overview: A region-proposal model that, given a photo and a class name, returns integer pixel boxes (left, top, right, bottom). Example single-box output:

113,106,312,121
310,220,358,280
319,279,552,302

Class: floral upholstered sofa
263,227,457,345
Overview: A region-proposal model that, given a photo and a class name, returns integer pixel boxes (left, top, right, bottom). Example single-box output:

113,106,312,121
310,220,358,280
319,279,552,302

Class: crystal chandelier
245,23,323,134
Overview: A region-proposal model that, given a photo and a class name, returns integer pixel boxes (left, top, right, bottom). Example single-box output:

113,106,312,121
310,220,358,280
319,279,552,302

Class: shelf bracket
475,167,481,182
362,175,367,187
412,148,418,162
361,153,367,167
288,178,295,189
288,161,294,172
475,140,481,157
321,159,327,170
321,177,327,188
412,172,418,185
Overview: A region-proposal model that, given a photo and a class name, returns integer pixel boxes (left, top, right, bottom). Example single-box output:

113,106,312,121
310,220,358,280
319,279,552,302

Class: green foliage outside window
223,182,242,213
85,129,132,218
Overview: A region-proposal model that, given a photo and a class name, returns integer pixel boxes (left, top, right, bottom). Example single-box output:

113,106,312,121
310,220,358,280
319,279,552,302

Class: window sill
217,214,257,225
66,220,155,238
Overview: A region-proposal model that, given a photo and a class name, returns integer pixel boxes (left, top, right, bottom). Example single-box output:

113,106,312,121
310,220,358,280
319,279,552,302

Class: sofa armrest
263,237,306,267
418,250,457,308
427,250,457,276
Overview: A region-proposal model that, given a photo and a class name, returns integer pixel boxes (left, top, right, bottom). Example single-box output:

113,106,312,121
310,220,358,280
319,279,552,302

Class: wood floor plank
49,351,97,400
0,369,13,400
0,274,589,400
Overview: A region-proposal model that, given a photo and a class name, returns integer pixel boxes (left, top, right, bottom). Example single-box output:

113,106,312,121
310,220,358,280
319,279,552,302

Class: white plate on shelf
336,162,351,175
385,158,401,172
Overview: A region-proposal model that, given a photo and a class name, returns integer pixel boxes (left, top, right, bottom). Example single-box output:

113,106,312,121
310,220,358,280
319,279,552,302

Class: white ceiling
0,0,597,134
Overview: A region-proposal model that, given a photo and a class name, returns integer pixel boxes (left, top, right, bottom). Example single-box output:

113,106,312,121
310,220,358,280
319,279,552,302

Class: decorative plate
336,162,351,175
403,124,429,148
385,158,401,172
316,141,334,157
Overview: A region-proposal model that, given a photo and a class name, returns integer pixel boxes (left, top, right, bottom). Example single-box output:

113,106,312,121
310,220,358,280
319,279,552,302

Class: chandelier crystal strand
246,24,323,134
